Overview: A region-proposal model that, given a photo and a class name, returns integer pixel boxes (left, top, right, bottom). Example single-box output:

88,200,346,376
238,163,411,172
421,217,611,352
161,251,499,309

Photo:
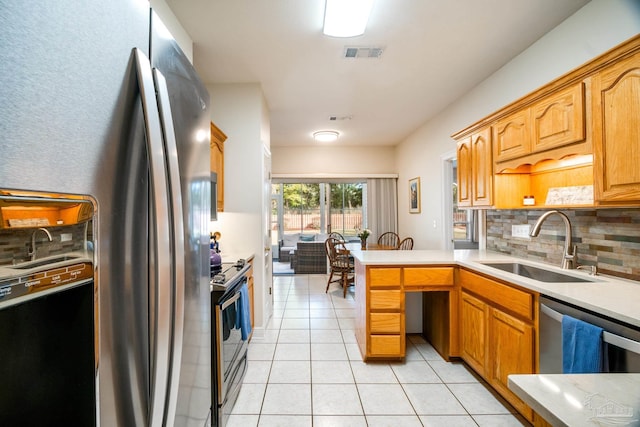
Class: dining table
344,242,397,252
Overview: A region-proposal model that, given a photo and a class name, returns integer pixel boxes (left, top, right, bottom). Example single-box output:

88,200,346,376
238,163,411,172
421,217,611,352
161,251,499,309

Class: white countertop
508,374,640,426
220,252,255,264
350,249,640,328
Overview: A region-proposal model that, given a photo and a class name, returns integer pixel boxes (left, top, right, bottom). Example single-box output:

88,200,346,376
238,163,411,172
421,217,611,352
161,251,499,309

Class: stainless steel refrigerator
0,1,212,426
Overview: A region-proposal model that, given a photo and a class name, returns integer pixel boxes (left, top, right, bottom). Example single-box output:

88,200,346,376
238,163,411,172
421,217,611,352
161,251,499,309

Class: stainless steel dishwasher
539,295,640,373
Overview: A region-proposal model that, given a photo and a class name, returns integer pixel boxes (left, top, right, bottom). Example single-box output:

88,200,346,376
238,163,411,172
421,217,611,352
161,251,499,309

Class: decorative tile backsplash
486,209,640,281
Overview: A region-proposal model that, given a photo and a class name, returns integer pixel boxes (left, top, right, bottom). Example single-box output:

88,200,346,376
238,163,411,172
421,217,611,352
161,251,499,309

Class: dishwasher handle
541,303,640,356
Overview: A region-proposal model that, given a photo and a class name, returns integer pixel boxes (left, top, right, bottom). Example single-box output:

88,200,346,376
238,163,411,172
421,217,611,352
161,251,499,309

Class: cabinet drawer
370,313,401,333
404,267,454,288
369,290,402,310
460,269,533,320
369,268,401,288
370,335,403,356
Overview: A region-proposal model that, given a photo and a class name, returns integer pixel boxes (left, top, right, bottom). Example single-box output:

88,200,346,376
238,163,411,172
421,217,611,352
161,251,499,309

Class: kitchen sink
481,262,596,283
12,255,81,270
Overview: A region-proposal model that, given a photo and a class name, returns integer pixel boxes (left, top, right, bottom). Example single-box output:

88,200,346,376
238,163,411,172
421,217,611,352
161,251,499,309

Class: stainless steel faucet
29,227,53,261
529,210,576,269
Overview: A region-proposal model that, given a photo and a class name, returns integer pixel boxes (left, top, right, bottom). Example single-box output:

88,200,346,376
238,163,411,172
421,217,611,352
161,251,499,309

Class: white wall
399,0,640,333
207,83,272,331
397,0,640,252
272,145,396,176
150,0,194,62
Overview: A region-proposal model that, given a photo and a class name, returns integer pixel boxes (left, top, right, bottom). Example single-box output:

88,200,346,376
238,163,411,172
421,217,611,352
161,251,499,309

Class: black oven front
212,267,250,427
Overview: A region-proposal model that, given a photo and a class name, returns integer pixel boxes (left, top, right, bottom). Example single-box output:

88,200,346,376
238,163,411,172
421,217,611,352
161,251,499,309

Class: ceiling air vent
343,46,384,59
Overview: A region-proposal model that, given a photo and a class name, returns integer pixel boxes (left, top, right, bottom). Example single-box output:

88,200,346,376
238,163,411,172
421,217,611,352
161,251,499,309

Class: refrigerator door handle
132,48,172,427
152,68,186,426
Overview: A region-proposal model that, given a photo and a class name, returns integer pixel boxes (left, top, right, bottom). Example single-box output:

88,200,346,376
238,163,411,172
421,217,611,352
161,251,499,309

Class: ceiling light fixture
323,0,374,38
313,130,339,142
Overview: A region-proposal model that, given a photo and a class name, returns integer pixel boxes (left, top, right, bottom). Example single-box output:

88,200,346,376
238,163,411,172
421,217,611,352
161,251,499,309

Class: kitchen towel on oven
237,282,252,340
562,314,603,373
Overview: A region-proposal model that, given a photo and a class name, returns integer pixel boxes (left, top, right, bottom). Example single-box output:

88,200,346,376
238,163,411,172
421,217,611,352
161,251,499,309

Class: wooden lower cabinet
459,270,536,423
356,264,457,360
355,266,405,360
460,291,488,377
489,308,534,420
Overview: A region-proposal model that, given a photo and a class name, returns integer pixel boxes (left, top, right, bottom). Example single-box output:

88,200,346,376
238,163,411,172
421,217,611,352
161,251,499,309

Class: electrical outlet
512,224,531,239
60,233,73,242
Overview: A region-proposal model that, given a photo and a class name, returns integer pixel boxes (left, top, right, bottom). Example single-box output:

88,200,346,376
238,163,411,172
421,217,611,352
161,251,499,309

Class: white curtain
366,178,398,242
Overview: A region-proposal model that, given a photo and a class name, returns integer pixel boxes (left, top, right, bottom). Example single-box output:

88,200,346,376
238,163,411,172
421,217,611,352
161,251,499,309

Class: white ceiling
165,0,589,147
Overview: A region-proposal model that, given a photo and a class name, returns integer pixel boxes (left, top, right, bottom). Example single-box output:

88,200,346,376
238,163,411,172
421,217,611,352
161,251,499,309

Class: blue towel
236,282,252,340
562,314,603,373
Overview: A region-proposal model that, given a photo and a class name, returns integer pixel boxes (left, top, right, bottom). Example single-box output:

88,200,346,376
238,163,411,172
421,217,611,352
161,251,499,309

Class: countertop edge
351,249,640,328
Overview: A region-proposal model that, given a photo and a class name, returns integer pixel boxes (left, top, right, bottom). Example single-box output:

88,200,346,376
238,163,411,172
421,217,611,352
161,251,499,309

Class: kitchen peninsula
351,249,640,423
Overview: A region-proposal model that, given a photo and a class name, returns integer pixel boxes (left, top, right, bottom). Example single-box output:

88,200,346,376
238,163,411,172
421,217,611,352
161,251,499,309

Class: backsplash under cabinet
487,209,640,281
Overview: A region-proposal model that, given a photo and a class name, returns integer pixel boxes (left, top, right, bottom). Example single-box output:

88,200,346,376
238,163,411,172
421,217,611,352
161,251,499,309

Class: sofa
290,241,327,274
278,233,328,262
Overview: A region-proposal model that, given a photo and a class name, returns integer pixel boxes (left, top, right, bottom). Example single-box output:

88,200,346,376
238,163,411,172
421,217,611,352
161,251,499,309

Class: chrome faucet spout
29,227,53,261
529,210,575,269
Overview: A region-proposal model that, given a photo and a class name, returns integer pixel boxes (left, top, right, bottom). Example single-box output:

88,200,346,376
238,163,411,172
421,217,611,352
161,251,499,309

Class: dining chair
328,231,345,241
324,237,354,297
398,237,414,250
377,231,400,248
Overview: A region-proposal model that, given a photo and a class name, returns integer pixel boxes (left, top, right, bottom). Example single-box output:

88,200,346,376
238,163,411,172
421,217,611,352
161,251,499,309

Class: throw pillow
300,234,315,241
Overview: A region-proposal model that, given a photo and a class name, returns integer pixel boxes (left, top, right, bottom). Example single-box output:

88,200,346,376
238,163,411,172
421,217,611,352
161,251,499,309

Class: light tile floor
229,274,531,427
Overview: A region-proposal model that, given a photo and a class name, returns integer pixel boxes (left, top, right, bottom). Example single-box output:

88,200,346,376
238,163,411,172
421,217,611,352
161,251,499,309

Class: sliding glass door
274,182,365,238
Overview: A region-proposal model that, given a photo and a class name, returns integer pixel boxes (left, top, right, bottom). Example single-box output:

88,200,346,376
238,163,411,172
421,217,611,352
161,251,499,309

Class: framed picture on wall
409,177,421,213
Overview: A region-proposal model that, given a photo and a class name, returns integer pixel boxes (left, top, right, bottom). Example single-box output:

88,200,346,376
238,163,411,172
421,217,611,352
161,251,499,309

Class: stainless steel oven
540,295,640,374
211,261,251,427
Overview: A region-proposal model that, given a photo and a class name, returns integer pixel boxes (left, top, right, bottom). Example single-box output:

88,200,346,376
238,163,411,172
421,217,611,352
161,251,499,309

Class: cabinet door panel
494,110,531,162
593,51,640,203
532,83,585,152
210,121,226,211
472,128,493,206
457,138,472,207
460,292,488,377
489,308,534,420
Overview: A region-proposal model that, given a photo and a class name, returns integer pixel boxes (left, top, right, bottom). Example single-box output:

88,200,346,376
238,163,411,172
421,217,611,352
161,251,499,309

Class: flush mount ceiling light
313,130,339,142
323,0,374,38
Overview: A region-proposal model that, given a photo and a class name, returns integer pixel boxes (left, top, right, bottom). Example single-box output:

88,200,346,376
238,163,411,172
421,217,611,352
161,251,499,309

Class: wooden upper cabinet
531,82,586,153
494,110,531,163
210,121,227,212
471,128,493,207
592,50,640,204
456,137,473,207
456,127,493,208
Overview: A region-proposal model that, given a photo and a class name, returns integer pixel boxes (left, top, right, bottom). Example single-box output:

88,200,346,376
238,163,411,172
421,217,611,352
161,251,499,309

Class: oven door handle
220,291,241,310
541,303,640,355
